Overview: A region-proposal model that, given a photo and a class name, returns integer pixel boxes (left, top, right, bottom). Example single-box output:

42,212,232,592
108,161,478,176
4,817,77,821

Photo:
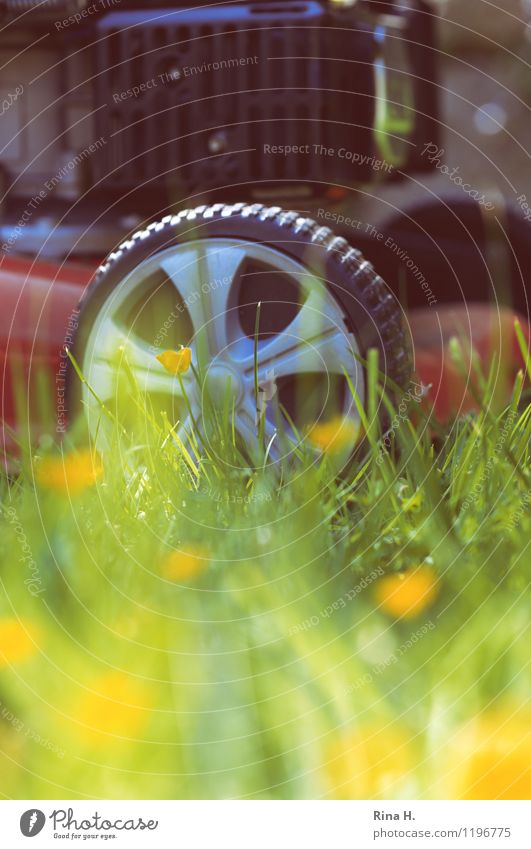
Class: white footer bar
1,800,528,848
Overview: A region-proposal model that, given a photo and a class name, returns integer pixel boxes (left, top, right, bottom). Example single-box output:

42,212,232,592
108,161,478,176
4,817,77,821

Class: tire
68,202,412,462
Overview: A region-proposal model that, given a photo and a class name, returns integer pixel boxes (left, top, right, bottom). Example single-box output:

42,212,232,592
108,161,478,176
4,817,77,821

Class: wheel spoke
243,293,357,380
88,317,192,400
158,248,205,337
159,243,247,355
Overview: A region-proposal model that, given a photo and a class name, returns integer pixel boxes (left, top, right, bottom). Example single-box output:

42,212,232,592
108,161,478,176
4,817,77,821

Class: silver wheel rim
80,238,365,465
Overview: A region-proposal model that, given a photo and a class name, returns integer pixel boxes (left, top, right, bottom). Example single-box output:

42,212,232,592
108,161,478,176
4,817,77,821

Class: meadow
0,340,529,800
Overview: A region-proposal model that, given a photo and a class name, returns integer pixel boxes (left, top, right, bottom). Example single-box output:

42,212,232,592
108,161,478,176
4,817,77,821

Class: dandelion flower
156,347,192,375
75,672,151,742
306,416,360,454
325,724,415,799
374,565,439,619
35,450,103,495
161,545,209,581
0,618,38,667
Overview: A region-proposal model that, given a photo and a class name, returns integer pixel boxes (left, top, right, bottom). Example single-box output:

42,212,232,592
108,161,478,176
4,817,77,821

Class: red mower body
0,256,93,465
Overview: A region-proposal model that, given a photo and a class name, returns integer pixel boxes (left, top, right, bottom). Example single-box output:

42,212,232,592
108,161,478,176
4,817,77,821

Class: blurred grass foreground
0,346,529,801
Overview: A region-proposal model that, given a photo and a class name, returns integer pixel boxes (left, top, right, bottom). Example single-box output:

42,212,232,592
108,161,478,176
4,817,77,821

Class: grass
0,345,529,800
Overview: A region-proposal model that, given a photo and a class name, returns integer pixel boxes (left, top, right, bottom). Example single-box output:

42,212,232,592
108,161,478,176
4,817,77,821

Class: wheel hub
201,361,243,408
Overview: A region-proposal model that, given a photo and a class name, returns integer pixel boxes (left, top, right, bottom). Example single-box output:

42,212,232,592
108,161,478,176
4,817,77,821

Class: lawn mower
0,0,440,461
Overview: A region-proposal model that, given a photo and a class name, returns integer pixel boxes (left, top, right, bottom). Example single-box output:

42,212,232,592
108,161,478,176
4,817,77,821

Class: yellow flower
325,724,416,799
161,545,209,581
306,416,360,454
0,618,38,667
35,450,103,495
156,347,192,375
75,672,151,742
448,708,531,800
374,566,439,619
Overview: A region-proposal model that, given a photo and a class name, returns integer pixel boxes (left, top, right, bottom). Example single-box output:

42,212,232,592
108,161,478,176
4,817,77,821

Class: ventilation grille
93,4,328,195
